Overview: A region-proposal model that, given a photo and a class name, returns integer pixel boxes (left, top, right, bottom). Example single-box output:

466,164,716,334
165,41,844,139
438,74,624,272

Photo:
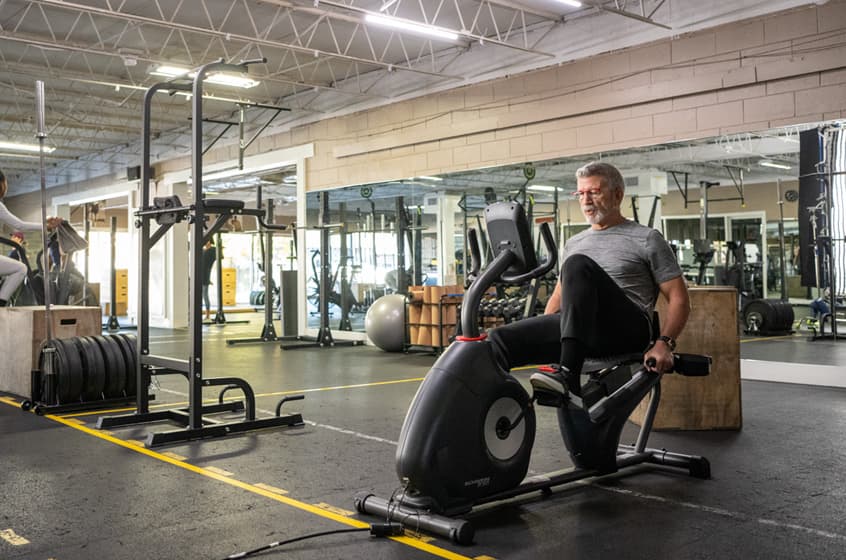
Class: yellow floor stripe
36,412,475,560
740,334,798,343
161,451,187,461
314,502,355,516
254,483,289,495
0,528,30,546
204,466,233,477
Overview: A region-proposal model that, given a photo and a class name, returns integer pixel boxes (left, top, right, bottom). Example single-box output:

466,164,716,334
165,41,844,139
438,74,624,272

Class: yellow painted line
63,417,86,425
475,556,498,560
740,334,797,343
0,528,30,546
0,396,21,407
161,451,187,461
204,466,233,477
254,482,289,495
60,377,426,418
410,533,437,543
39,412,476,560
125,439,146,447
314,502,355,516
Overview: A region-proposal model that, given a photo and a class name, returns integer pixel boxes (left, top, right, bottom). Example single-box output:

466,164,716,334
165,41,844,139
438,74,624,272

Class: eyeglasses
571,189,603,199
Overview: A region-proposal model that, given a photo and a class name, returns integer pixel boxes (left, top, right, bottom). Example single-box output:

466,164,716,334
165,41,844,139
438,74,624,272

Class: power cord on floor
221,523,404,559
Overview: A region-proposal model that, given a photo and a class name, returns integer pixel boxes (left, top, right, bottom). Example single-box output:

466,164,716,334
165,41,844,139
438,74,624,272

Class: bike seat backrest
485,201,537,277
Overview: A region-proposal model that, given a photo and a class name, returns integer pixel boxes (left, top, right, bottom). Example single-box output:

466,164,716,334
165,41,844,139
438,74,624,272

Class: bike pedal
533,389,565,408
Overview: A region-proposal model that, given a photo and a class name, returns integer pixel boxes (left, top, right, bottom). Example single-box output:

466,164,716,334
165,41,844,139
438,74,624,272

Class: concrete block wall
258,0,846,192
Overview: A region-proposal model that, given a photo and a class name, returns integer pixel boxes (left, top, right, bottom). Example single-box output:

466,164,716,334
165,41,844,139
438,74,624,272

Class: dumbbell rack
96,59,304,447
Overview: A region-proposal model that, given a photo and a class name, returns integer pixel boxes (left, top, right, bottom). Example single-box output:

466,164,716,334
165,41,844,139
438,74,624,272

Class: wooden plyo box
0,305,101,399
631,286,742,430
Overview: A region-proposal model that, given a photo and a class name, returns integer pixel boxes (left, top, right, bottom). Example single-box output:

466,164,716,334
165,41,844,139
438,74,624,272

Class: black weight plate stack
92,336,126,398
743,299,795,335
772,300,795,332
73,336,106,401
89,334,125,398
112,334,138,396
52,339,84,403
103,336,129,395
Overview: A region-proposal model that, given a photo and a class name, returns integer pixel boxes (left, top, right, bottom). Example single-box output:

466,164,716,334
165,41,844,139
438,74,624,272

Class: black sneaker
530,364,569,395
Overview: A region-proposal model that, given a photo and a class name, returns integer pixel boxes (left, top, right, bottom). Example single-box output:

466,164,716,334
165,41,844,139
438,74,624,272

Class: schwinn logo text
463,477,491,488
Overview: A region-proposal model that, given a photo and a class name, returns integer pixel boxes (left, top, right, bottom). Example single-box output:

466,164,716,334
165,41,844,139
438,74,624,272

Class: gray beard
582,205,606,225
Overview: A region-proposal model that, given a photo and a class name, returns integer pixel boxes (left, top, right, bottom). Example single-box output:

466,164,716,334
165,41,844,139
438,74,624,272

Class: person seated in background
485,162,690,399
7,231,25,261
0,168,62,306
810,287,831,321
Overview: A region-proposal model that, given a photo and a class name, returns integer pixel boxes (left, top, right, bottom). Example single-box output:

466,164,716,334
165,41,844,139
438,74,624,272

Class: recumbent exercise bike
355,201,711,545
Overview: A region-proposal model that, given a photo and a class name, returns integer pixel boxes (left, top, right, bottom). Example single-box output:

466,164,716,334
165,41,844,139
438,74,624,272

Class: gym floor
2,318,845,560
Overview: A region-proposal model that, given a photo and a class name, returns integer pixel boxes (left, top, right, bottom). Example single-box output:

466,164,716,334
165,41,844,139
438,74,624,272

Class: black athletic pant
487,254,652,388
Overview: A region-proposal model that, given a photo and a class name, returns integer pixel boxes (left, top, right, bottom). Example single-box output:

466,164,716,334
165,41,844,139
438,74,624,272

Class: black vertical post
413,208,423,286
317,192,334,345
777,180,788,302
107,216,120,331
338,202,352,331
395,197,407,294
189,63,210,430
213,232,225,324
137,82,168,414
261,199,278,339
82,204,90,305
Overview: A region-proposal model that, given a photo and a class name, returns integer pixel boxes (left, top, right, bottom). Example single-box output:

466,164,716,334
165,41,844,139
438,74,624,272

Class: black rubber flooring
2,318,845,559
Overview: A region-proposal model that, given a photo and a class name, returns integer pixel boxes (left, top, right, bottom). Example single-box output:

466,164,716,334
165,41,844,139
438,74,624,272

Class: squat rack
97,58,303,446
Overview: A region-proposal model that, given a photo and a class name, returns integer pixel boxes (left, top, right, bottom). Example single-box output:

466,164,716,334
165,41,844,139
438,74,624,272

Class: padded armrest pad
204,198,245,210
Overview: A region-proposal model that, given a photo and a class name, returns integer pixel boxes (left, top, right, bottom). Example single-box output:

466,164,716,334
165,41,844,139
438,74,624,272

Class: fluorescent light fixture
417,175,443,181
527,184,559,192
205,73,259,89
556,0,583,7
0,141,55,153
150,65,190,77
365,14,459,41
759,160,792,170
0,152,40,159
190,162,290,184
149,66,258,88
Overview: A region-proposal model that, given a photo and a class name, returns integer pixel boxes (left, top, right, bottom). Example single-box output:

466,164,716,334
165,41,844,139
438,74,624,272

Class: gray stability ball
365,294,406,352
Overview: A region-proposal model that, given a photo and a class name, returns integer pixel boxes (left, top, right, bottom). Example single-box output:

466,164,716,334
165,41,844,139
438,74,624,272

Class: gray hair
575,162,625,194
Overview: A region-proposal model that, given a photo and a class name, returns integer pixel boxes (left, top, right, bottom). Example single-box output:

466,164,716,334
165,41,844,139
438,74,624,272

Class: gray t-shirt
560,220,681,317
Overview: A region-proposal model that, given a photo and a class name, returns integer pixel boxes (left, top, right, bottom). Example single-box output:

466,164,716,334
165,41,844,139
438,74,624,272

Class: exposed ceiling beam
318,0,556,57
582,0,672,30
28,0,463,81
473,0,565,21
0,31,347,96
